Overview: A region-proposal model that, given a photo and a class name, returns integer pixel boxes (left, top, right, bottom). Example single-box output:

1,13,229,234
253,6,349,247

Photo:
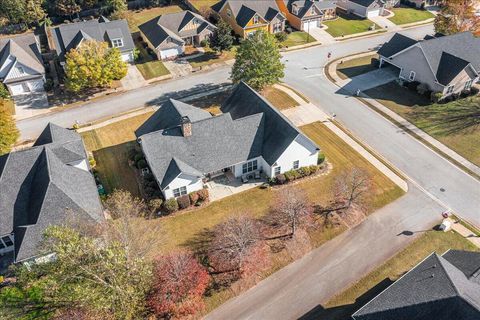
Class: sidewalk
275,83,408,192
327,53,480,178
451,220,480,248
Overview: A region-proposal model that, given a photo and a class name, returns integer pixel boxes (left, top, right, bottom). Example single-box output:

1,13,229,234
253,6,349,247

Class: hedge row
271,165,321,185
163,189,210,214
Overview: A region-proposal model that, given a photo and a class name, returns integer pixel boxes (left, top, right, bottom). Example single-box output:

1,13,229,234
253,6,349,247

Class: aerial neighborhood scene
1,0,480,319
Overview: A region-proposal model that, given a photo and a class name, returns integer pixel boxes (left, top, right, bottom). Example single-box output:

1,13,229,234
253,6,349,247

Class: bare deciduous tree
263,187,312,238
333,168,371,213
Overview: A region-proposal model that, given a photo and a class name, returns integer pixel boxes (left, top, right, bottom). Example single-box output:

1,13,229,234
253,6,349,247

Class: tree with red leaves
148,251,210,319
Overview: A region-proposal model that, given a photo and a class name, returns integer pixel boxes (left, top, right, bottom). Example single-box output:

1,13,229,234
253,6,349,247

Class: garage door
29,79,45,92
9,83,29,95
160,47,183,60
303,20,318,30
367,9,380,18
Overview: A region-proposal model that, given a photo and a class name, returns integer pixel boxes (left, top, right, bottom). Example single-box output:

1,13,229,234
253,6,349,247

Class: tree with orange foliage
148,251,210,319
434,0,480,35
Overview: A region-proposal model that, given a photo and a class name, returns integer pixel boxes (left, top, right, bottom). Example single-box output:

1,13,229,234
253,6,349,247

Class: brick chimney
181,116,192,137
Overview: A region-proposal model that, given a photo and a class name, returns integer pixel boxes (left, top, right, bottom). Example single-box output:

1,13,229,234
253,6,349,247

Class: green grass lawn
188,46,236,68
336,54,378,80
281,31,316,47
126,5,183,33
364,82,480,167
322,230,479,320
388,7,435,25
324,12,381,37
261,86,299,110
135,43,170,80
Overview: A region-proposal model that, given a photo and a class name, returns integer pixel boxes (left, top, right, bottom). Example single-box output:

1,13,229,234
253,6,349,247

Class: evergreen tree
210,19,234,53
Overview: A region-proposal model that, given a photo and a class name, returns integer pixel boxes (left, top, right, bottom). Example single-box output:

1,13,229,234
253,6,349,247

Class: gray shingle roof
380,32,480,86
50,18,134,61
139,11,215,49
138,82,319,189
286,0,337,18
353,251,480,320
0,123,103,262
349,0,381,7
214,0,284,28
0,33,44,83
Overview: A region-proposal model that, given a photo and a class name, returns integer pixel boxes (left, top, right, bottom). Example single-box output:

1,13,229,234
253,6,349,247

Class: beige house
276,0,337,31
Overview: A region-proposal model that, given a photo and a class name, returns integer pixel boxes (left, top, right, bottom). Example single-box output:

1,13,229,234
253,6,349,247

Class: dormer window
253,15,259,24
111,38,124,48
16,66,24,73
292,5,298,15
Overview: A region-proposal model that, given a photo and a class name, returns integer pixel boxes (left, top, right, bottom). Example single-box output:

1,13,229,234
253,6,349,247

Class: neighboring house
352,250,480,320
384,0,400,8
378,32,480,97
135,82,320,200
409,0,443,9
336,0,385,18
0,33,46,102
139,10,216,60
212,0,286,38
276,0,337,31
0,123,104,268
49,16,135,65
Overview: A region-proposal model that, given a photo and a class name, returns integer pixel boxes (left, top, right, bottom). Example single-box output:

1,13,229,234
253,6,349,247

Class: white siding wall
337,0,368,17
163,173,204,199
69,159,89,172
0,56,14,78
268,135,319,178
232,156,264,178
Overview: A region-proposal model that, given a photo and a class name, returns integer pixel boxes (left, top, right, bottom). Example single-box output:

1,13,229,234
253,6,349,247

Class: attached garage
302,19,319,31
159,46,184,60
9,83,30,95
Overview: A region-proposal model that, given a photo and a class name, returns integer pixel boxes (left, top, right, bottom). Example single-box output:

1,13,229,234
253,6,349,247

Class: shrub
0,84,9,99
147,181,158,188
144,187,156,197
298,166,311,177
136,159,147,169
189,192,199,205
148,198,163,215
197,189,209,202
284,170,300,182
143,173,155,182
417,83,430,95
276,174,286,185
88,156,96,168
275,32,287,43
431,92,443,103
177,195,191,209
44,79,54,92
134,154,143,163
163,198,179,213
200,39,209,47
318,152,325,165
407,81,420,91
309,165,319,173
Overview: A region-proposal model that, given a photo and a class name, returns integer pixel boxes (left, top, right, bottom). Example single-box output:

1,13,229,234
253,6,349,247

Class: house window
293,160,299,169
173,186,187,198
273,22,282,33
111,38,124,48
227,9,232,17
21,83,30,92
446,85,455,95
465,79,473,90
242,160,258,174
292,5,298,15
274,166,281,175
408,71,416,81
253,15,259,24
16,66,24,73
2,235,13,247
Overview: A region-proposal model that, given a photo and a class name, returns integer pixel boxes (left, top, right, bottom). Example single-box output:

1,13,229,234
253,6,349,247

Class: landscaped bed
281,31,316,47
388,7,435,25
336,54,378,80
322,229,479,320
364,81,480,167
323,12,381,37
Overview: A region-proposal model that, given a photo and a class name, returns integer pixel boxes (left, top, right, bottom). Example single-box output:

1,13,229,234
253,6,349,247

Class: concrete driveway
120,65,147,90
337,67,398,95
308,26,335,44
13,93,49,120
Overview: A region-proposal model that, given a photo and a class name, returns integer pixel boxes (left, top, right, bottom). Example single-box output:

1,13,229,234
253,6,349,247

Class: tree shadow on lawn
298,277,394,320
363,82,431,108
145,82,232,107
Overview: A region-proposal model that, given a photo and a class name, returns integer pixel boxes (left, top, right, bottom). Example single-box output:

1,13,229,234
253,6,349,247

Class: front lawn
336,54,378,80
324,12,381,37
188,46,236,69
364,82,480,167
125,5,184,33
322,229,479,320
281,31,316,47
261,86,299,110
388,7,435,25
135,43,170,80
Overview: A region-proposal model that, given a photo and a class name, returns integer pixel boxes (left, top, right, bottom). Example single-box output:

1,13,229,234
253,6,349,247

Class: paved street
15,24,480,319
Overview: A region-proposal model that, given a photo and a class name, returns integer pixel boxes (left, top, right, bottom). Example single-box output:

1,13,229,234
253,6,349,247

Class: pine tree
210,19,234,53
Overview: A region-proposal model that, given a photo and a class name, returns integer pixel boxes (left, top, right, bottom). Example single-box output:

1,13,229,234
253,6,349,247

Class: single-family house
139,10,216,60
408,0,443,9
378,32,480,97
276,0,337,31
212,0,286,38
135,82,320,200
0,33,46,105
352,250,480,319
49,16,135,65
0,123,104,268
336,0,385,18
